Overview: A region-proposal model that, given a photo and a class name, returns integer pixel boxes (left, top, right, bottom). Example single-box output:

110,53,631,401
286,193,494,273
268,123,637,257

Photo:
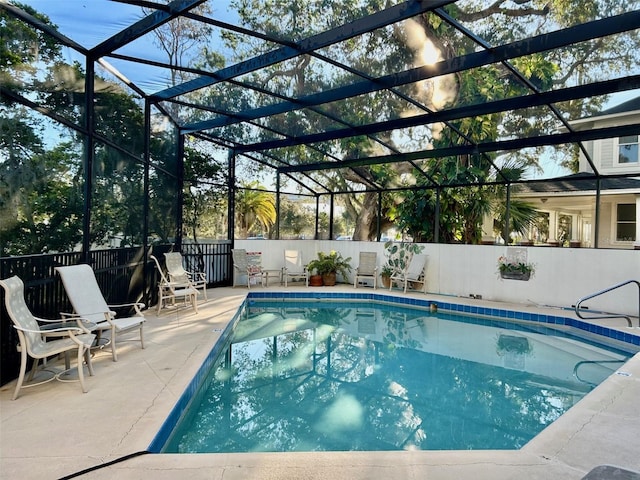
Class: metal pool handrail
574,279,640,328
573,359,627,387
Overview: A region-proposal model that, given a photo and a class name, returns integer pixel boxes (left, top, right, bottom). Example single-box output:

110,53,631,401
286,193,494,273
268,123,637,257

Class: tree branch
454,0,549,22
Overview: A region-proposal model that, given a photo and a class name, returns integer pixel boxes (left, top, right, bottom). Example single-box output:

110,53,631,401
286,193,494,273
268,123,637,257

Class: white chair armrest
34,315,94,329
107,301,144,309
15,324,84,335
34,316,72,324
107,302,145,315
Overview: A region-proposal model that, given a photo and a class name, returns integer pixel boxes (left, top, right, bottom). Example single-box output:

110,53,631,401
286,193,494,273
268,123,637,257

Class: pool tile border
247,291,640,347
148,302,246,453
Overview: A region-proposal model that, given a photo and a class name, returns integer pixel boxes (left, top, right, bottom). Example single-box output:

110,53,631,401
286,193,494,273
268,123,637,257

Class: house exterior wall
599,198,614,246
556,107,640,249
600,137,614,169
488,105,639,249
578,110,640,174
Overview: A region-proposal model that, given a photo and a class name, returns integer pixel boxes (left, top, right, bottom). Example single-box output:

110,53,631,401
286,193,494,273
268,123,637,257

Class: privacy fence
0,241,233,386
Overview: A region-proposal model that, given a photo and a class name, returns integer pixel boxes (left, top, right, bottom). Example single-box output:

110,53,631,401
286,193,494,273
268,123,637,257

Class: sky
17,0,640,184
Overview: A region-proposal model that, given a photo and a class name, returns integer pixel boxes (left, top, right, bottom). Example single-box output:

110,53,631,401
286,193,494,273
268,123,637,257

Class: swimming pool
150,292,640,453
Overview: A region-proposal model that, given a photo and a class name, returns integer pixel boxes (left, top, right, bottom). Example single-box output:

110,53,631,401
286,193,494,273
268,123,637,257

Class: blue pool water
152,293,639,453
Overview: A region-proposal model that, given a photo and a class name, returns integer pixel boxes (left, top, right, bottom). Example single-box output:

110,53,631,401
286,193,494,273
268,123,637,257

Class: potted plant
497,255,535,280
307,250,352,286
380,264,393,288
308,272,324,286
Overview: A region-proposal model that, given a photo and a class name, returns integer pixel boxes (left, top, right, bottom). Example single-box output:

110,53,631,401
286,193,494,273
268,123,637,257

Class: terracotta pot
322,272,337,286
309,274,323,286
381,275,391,289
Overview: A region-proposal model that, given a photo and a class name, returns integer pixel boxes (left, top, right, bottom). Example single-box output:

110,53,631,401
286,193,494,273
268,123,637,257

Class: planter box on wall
500,271,531,281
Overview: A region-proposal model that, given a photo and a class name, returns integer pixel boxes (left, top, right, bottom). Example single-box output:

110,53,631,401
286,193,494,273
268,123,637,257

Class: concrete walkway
1,286,639,479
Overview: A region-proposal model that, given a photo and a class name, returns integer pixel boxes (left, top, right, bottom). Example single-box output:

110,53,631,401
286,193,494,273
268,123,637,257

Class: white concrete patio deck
1,284,639,480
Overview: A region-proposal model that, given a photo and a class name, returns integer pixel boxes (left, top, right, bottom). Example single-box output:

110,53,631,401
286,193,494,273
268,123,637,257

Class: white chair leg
111,326,118,362
157,288,163,313
77,345,87,393
84,347,94,376
12,349,28,400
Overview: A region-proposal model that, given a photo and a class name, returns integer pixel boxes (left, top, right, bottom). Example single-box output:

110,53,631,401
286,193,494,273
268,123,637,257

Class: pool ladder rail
573,359,627,387
574,279,640,328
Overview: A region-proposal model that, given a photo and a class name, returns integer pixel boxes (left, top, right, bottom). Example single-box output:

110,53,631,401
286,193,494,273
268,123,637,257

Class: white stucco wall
235,239,640,318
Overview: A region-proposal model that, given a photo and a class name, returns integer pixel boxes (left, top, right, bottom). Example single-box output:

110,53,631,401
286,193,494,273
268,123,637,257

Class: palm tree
394,156,539,244
491,158,540,244
235,182,276,238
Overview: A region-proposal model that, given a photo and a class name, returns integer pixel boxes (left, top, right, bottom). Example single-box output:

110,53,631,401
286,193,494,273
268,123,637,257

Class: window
618,135,639,164
616,203,636,242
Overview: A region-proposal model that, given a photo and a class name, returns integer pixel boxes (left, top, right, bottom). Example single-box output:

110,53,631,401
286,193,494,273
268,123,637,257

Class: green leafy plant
497,256,535,275
381,264,394,277
307,250,352,279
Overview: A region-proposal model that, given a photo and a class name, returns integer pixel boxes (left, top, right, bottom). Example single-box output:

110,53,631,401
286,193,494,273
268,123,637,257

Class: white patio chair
232,249,265,289
151,255,199,314
164,252,207,300
55,264,145,362
353,251,378,289
0,275,96,400
389,254,428,293
283,250,309,287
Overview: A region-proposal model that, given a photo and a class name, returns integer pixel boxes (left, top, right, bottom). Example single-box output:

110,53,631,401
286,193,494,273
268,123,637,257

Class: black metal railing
0,241,233,386
180,242,232,287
